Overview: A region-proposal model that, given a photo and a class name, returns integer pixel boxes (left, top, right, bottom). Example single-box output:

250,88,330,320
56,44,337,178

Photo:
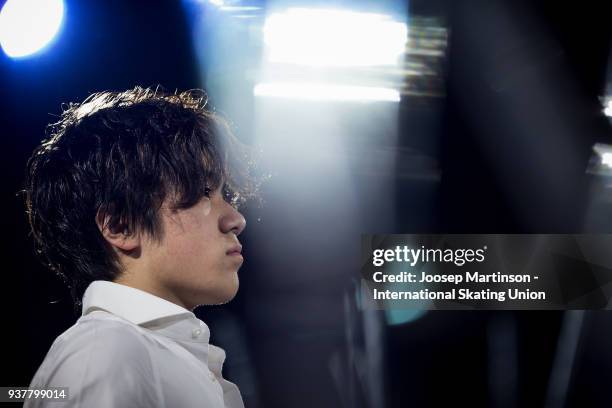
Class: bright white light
604,100,612,117
209,0,224,6
220,6,260,12
263,8,407,67
593,144,612,169
0,0,64,58
254,82,400,102
602,153,612,168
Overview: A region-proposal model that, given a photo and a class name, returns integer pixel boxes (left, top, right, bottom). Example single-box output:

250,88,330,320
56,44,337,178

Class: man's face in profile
144,185,247,309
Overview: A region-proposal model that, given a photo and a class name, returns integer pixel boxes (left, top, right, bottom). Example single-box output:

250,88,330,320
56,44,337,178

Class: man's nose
221,204,246,236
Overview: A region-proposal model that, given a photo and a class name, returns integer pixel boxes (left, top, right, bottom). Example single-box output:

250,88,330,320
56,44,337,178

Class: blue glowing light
0,0,65,58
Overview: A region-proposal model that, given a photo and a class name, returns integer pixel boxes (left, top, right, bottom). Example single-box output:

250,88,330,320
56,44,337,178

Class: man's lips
226,244,243,256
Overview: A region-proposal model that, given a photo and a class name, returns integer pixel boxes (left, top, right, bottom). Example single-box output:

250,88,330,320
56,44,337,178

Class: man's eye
222,186,233,201
203,187,212,197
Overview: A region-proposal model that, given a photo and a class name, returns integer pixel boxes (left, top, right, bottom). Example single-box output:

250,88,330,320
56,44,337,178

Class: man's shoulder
53,311,148,354
34,311,154,384
27,312,162,407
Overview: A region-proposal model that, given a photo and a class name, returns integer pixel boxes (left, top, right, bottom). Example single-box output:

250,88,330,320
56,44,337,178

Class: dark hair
24,86,259,308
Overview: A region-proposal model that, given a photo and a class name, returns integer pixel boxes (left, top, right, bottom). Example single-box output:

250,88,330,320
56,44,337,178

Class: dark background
1,0,611,407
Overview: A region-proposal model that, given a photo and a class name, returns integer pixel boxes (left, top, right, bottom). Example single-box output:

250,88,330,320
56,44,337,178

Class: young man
24,87,257,407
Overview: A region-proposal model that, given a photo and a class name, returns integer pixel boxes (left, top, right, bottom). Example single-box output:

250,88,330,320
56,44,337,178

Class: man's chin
209,282,239,305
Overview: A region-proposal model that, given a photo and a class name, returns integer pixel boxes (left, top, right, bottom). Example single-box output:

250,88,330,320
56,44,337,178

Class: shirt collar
81,281,224,370
81,280,195,326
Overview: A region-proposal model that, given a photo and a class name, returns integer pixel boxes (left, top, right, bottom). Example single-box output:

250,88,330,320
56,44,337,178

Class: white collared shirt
25,281,245,408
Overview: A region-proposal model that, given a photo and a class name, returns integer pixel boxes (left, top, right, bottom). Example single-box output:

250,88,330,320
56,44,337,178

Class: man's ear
95,209,140,252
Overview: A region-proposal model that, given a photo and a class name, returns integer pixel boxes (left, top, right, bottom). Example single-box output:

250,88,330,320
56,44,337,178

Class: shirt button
192,328,202,339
